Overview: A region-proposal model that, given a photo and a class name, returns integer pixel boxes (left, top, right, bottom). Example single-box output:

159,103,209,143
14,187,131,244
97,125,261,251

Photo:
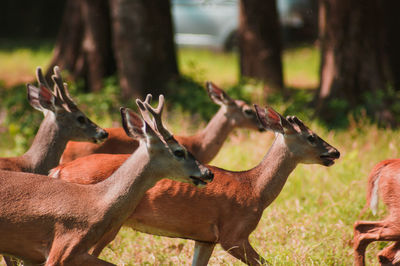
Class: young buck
353,159,400,266
0,66,108,175
0,96,213,265
60,82,264,164
50,105,340,265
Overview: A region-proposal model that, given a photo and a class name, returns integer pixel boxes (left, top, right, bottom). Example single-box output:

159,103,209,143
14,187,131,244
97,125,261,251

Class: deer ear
27,84,56,113
254,105,285,134
120,107,145,139
206,81,233,106
120,107,159,142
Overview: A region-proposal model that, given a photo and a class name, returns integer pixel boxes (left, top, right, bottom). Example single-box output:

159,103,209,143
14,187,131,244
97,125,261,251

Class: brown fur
354,159,400,266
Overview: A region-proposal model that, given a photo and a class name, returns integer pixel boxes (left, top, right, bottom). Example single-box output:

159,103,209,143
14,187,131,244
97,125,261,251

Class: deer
0,95,213,265
0,66,108,175
50,104,340,265
59,82,265,164
353,159,400,266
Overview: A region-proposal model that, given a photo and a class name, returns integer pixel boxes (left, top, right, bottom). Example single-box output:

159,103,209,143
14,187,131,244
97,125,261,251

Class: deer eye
173,150,185,158
77,116,86,124
307,135,316,144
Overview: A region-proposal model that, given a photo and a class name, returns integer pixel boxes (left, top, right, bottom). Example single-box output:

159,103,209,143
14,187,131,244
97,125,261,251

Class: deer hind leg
378,241,400,265
90,226,121,257
353,220,400,266
220,238,267,265
191,241,215,266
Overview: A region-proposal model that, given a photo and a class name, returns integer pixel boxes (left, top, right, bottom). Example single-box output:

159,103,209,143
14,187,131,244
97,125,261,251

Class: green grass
0,42,395,265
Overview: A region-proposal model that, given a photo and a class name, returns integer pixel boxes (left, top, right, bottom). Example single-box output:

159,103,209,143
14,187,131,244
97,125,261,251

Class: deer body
353,159,400,266
0,97,213,265
52,106,340,265
60,82,264,164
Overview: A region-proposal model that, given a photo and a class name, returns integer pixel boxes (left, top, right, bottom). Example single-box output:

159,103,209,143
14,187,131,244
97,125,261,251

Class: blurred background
3,0,399,132
1,1,400,264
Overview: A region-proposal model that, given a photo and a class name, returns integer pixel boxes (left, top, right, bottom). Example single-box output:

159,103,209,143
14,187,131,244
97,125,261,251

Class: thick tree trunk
383,0,400,90
316,0,392,123
110,0,179,98
48,0,116,92
47,0,84,77
239,0,284,94
80,0,116,92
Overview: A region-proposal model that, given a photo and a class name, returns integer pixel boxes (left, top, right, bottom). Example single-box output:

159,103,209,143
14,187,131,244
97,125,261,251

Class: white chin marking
49,169,60,179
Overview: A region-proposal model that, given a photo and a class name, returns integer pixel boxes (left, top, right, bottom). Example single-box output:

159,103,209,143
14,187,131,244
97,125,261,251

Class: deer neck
22,113,68,175
98,144,160,221
251,134,298,209
191,106,235,163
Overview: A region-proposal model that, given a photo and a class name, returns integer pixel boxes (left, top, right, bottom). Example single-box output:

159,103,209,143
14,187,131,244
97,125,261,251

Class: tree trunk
239,0,284,94
47,0,84,78
383,0,400,90
316,0,392,123
110,0,179,98
80,0,116,92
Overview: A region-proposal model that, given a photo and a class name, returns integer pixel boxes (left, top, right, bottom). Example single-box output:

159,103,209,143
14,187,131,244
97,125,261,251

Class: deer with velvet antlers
50,104,340,265
60,82,265,164
0,95,213,265
0,66,108,174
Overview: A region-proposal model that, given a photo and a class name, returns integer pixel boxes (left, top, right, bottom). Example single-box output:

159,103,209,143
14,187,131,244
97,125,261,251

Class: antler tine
35,67,51,89
143,95,173,140
293,116,308,132
51,66,77,108
286,115,307,132
135,94,154,127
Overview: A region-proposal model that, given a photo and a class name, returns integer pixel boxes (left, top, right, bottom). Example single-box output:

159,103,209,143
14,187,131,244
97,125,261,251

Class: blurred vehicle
171,0,316,50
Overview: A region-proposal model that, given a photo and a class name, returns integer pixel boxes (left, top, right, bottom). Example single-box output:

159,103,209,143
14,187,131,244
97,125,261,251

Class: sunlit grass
178,46,320,89
0,45,52,87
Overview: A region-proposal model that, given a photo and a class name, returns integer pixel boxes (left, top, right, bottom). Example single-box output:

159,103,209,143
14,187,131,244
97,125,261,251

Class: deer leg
90,226,121,257
192,241,215,266
378,242,400,265
220,238,267,265
63,253,115,266
354,220,400,266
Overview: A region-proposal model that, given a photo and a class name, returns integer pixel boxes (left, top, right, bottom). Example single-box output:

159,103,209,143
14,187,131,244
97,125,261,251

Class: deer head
254,105,340,166
206,82,265,132
26,66,108,143
121,95,214,186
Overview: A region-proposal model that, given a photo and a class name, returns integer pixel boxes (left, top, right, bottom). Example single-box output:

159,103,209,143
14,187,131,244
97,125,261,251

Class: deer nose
331,149,340,159
99,130,109,140
204,169,214,182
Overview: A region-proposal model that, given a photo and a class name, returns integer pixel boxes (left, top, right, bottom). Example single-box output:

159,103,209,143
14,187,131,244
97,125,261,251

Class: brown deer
60,82,265,164
353,159,400,266
0,95,213,265
0,66,108,175
50,104,340,265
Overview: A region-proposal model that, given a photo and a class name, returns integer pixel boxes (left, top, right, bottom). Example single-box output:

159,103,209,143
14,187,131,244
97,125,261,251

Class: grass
0,42,395,265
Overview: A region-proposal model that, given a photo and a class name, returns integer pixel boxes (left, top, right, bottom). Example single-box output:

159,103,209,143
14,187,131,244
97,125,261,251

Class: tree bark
316,0,392,123
239,0,284,94
110,0,179,98
383,0,400,90
47,0,84,77
48,0,116,92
